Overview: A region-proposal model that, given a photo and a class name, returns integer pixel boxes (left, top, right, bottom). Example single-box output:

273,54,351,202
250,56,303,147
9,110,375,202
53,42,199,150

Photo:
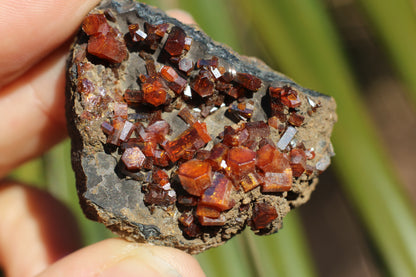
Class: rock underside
66,0,337,254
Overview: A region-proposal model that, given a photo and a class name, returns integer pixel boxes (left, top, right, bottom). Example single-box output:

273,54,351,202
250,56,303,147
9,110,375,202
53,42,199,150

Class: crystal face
256,144,290,173
200,172,234,211
261,169,292,192
164,26,186,56
251,203,278,230
227,147,256,177
82,14,127,63
121,147,146,170
178,160,212,196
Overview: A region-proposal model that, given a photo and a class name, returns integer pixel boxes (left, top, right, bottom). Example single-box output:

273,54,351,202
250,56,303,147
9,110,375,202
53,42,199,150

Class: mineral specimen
66,0,337,254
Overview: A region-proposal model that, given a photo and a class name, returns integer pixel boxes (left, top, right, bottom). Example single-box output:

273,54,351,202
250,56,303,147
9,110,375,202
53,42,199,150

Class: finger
166,9,196,25
0,0,101,87
0,46,68,178
0,9,198,178
0,181,82,277
38,238,205,277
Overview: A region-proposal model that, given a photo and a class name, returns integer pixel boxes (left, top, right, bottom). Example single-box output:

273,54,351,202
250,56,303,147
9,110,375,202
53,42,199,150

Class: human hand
0,1,205,276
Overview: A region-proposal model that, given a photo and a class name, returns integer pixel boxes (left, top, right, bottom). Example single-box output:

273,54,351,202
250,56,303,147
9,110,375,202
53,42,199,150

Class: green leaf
197,236,256,277
356,0,416,107
243,211,317,277
8,158,46,188
234,0,416,275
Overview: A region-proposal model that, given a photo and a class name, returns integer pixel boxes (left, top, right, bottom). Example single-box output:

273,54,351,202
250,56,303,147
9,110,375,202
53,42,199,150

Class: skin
0,1,205,276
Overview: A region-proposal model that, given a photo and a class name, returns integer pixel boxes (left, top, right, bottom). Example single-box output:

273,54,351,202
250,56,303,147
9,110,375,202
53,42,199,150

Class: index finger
0,0,100,87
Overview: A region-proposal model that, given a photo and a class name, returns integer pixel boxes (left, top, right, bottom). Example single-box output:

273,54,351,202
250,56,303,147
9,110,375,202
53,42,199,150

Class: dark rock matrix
66,0,337,254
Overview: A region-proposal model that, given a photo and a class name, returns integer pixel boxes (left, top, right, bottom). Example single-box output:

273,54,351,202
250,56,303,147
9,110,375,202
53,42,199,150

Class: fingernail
100,247,182,277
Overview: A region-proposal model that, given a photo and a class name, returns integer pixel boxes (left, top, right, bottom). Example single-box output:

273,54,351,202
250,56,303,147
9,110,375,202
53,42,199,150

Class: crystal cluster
76,9,326,240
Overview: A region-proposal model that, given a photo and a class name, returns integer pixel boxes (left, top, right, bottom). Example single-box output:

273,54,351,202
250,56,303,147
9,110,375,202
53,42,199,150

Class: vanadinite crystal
83,14,127,63
178,160,212,196
227,147,256,177
200,172,234,211
121,147,146,170
256,144,290,173
251,203,278,230
164,26,186,56
67,0,336,255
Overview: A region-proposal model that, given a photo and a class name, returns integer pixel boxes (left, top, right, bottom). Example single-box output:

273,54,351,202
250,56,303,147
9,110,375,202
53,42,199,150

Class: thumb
38,238,206,277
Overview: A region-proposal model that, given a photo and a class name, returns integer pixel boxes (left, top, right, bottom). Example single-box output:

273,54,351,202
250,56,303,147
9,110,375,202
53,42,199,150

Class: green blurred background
8,0,416,276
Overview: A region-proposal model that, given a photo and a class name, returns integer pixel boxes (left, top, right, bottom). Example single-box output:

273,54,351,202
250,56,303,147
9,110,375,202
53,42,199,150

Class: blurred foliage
8,0,416,276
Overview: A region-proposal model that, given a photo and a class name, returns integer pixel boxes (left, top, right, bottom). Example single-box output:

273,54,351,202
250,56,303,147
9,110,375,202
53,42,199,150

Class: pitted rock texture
66,0,337,254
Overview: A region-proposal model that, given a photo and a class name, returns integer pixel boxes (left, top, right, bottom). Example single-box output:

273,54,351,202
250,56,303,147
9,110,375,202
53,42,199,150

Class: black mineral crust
66,0,337,254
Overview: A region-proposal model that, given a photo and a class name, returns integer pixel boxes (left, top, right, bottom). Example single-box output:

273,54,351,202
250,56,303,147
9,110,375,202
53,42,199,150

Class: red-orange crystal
268,116,280,129
251,203,278,230
121,147,146,170
227,147,256,177
178,107,197,125
107,117,124,146
261,168,292,192
179,213,194,227
207,143,229,170
124,89,144,105
119,121,135,142
144,184,176,206
234,73,262,91
184,37,193,51
167,75,187,94
244,121,270,140
164,26,186,56
143,87,167,107
160,66,179,82
223,126,249,147
256,144,290,173
87,33,128,63
270,86,301,108
289,148,307,177
82,14,110,35
177,195,198,206
200,172,234,211
144,22,169,50
146,120,170,137
129,24,148,42
196,205,221,219
163,121,211,162
101,121,114,135
152,169,169,185
153,149,170,167
288,112,305,127
178,159,212,196
197,57,218,68
90,12,319,237
240,172,263,192
192,74,215,97
114,102,128,119
83,14,128,64
199,214,226,226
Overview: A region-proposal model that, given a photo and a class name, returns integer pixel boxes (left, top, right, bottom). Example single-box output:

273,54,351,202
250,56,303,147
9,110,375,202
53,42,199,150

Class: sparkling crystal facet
256,144,290,173
227,147,256,177
200,172,234,211
178,159,212,196
261,168,292,192
121,147,146,170
164,26,186,56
